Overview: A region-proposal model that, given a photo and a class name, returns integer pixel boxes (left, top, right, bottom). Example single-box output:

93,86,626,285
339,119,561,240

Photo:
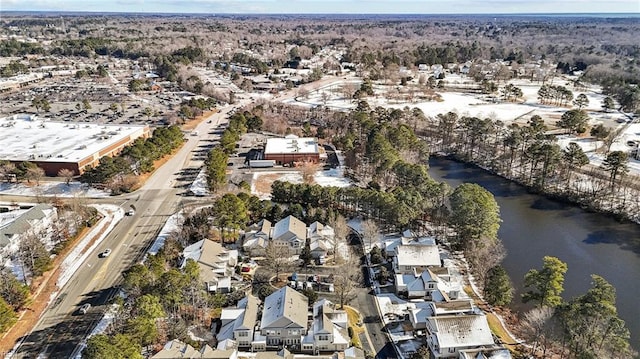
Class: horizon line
2,10,639,16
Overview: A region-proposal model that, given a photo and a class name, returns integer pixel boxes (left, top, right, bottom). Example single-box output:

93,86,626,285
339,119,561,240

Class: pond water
428,157,640,349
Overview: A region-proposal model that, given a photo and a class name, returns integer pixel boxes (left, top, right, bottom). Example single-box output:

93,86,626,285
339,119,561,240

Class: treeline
80,126,183,193
205,111,262,192
0,60,29,77
520,257,635,358
420,109,640,225
0,269,30,334
178,97,217,120
153,46,207,82
50,37,149,60
0,38,44,57
231,52,269,74
537,84,574,106
84,234,244,358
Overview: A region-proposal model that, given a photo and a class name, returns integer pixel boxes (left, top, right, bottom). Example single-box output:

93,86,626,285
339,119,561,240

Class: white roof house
260,286,308,333
217,295,260,348
243,219,272,256
393,242,441,275
426,314,495,359
396,267,465,301
459,347,513,359
271,215,307,254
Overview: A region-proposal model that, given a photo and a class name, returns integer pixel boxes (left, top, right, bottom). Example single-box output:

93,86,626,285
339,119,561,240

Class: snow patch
146,211,184,257
57,205,123,288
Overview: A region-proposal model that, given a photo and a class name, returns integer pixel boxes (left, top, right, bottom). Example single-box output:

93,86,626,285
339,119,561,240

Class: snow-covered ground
281,76,640,177
0,181,109,197
188,168,209,197
146,211,184,257
251,167,352,200
71,303,119,359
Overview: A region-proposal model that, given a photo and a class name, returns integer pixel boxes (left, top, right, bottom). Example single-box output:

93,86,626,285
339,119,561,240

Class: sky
2,0,639,14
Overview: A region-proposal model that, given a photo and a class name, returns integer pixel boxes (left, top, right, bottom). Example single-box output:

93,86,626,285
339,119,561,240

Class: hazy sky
2,0,639,14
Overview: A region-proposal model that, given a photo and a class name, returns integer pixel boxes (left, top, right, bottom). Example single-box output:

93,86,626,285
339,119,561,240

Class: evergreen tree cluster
80,125,184,190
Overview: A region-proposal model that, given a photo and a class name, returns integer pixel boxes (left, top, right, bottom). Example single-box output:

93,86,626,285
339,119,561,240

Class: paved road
354,268,396,359
9,102,243,358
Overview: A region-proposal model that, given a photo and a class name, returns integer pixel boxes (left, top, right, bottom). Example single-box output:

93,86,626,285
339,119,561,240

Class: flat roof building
263,135,326,165
0,114,150,176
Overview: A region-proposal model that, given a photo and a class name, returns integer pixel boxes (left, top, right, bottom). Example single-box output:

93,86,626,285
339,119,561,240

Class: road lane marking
92,253,114,283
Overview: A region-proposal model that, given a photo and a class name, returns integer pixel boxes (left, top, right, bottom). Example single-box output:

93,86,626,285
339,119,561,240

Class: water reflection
428,157,640,349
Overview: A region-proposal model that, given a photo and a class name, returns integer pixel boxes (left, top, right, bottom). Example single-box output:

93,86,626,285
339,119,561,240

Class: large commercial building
263,135,326,165
0,115,150,176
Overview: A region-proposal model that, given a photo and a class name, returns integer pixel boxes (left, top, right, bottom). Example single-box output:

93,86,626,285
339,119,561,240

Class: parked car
78,303,91,315
126,209,135,216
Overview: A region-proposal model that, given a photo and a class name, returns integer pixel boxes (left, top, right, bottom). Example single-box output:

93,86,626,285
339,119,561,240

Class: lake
428,157,640,350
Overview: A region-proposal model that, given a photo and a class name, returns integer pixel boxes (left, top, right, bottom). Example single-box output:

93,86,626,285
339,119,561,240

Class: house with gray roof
301,299,350,353
0,204,57,264
181,239,237,293
458,347,513,359
260,286,309,349
272,215,307,255
151,339,222,359
217,294,260,348
243,216,334,258
393,240,441,275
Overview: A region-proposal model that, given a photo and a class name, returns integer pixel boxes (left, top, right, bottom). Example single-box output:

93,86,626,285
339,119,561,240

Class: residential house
0,204,57,264
458,347,513,359
307,221,335,259
151,339,222,359
396,267,464,300
392,239,440,275
260,286,308,349
302,299,350,353
243,217,336,259
181,239,237,293
217,294,260,348
272,215,307,255
407,300,476,332
255,349,294,359
243,219,272,256
425,314,495,359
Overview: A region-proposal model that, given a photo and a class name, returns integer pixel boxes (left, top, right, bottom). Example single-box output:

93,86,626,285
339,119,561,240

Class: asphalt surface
7,102,243,359
355,267,396,359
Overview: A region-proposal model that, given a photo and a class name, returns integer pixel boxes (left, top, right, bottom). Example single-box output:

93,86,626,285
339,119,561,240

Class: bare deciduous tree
521,306,558,358
25,166,45,186
297,160,321,184
332,256,361,309
465,238,506,289
329,214,349,264
263,241,293,284
57,168,74,185
361,219,379,253
0,162,16,183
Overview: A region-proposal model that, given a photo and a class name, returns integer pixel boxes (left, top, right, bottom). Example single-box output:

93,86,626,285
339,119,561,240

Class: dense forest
2,14,638,109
